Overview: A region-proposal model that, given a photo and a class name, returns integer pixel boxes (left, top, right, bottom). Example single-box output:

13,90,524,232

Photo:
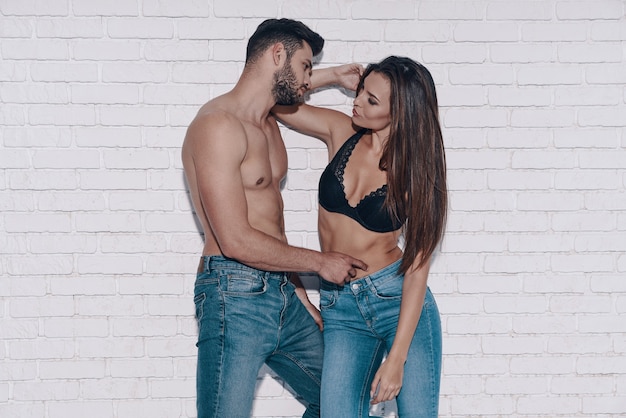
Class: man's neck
229,67,276,125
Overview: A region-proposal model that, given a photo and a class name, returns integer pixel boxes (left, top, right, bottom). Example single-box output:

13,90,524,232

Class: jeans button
351,283,359,290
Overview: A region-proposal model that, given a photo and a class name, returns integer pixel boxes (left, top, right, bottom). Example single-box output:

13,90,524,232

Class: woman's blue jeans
194,256,324,418
319,259,442,418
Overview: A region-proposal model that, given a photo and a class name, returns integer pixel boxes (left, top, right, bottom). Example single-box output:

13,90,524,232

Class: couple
182,18,447,418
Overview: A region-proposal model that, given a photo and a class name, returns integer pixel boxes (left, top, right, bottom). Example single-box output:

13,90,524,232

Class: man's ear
271,42,286,66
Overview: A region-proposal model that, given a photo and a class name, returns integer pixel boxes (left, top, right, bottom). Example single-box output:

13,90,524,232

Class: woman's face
352,71,392,132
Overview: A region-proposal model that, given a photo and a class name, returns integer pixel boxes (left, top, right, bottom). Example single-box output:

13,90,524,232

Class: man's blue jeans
194,256,324,418
319,259,442,418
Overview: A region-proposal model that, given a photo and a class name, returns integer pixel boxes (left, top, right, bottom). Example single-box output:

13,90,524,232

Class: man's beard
272,60,303,106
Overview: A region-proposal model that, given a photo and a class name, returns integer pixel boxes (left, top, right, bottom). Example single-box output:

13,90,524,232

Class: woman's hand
370,354,404,404
333,63,364,91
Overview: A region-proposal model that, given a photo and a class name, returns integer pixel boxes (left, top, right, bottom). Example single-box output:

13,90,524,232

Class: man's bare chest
240,127,288,190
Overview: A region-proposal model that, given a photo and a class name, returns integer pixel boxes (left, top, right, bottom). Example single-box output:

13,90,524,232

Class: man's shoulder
185,102,247,146
192,100,243,130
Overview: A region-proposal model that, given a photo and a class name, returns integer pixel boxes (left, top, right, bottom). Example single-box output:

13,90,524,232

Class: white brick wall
1,0,625,417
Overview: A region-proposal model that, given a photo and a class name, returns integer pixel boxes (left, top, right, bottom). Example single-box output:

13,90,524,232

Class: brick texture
1,1,625,417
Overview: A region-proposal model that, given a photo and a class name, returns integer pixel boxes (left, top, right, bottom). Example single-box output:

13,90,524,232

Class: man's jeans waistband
197,255,288,282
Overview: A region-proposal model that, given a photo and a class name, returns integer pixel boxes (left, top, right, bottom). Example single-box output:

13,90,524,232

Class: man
182,19,367,418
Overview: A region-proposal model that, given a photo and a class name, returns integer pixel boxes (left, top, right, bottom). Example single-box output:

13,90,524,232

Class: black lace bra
318,129,404,233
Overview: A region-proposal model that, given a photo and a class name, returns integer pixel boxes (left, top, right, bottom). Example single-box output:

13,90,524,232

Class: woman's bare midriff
319,208,403,280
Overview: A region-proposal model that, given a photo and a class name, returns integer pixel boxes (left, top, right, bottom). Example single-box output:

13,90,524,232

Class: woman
273,56,447,417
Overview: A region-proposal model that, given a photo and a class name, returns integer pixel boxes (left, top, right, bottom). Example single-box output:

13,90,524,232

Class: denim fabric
194,256,324,418
319,259,441,418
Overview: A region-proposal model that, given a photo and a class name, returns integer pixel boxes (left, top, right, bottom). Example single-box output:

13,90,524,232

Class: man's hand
333,63,364,91
318,252,367,285
302,300,323,331
289,273,324,331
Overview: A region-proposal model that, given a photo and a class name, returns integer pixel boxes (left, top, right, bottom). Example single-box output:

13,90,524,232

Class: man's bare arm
184,112,366,283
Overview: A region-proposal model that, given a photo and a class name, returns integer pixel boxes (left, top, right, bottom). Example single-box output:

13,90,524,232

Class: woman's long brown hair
357,56,447,274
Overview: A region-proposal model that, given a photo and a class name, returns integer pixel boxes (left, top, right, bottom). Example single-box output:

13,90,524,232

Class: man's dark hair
246,18,324,64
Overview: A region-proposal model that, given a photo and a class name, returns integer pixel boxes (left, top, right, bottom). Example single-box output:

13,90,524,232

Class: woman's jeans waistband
320,258,402,292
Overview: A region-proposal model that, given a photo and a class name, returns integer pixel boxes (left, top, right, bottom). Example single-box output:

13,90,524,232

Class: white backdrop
1,1,625,417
